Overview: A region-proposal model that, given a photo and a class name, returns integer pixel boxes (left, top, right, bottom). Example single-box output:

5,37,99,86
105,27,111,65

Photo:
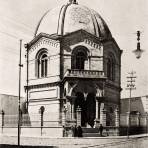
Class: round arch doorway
74,92,96,127
86,93,96,127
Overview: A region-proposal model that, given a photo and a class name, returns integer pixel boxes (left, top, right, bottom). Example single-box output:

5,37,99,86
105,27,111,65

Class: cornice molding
25,82,60,90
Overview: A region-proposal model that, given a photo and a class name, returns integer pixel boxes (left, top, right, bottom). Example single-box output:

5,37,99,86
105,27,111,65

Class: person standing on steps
77,126,83,137
71,125,78,137
74,125,78,137
99,124,103,136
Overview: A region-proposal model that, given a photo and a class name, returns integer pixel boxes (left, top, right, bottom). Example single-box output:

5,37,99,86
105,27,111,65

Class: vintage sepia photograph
0,0,148,147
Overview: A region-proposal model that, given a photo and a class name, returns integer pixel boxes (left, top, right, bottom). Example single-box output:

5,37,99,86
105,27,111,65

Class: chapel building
25,0,122,131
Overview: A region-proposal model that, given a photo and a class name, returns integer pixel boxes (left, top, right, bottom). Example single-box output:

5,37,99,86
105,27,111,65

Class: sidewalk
0,133,148,148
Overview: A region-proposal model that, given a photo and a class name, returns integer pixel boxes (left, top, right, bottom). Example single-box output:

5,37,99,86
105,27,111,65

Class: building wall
0,94,25,115
121,96,148,114
103,41,121,84
62,31,104,74
27,84,60,115
62,31,121,104
105,86,120,104
27,36,62,125
28,37,61,100
28,37,60,82
61,30,121,127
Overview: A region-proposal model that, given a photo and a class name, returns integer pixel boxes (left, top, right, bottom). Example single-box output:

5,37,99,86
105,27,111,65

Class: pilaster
95,98,99,127
136,112,140,127
115,108,119,127
100,103,106,126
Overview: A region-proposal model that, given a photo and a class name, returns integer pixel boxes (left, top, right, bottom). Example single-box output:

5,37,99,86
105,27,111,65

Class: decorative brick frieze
84,39,102,49
29,37,60,54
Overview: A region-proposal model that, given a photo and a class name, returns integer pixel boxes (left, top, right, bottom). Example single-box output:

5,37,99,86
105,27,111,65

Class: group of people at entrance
71,125,83,137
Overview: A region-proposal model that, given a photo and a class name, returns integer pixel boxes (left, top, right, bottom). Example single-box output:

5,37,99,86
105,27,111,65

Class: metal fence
0,113,62,127
0,113,148,128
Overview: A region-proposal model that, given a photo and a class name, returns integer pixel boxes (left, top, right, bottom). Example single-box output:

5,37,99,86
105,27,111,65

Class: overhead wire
0,30,27,62
0,30,19,39
0,47,19,55
0,15,33,42
0,14,34,33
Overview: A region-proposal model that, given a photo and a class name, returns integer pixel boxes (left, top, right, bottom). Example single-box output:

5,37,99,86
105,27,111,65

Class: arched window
107,58,111,79
35,49,48,78
72,46,88,70
41,54,48,77
107,54,115,81
75,51,86,69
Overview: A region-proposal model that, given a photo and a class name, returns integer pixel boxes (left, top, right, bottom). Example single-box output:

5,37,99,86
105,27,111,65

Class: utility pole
126,71,136,138
25,43,29,112
18,39,23,146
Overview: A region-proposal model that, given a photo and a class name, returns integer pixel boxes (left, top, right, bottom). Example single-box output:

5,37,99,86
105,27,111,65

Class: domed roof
35,0,112,39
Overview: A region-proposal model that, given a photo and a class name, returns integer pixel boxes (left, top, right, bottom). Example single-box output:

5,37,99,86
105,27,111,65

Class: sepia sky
0,0,148,98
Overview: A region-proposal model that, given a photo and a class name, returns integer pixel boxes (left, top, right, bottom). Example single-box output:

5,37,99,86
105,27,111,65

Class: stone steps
82,128,101,137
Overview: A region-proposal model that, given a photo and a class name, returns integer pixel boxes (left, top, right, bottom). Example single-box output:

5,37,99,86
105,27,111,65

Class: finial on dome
69,0,77,4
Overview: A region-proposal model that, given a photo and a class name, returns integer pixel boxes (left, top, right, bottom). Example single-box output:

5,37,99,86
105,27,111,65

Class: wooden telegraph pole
18,39,23,146
126,71,136,138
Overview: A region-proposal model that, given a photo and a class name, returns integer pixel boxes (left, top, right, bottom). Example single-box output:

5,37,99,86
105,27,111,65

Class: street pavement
0,134,148,148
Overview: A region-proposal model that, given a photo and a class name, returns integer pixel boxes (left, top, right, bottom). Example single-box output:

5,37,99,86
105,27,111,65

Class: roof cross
69,0,77,4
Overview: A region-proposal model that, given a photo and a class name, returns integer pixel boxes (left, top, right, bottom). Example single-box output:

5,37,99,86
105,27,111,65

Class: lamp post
133,31,144,59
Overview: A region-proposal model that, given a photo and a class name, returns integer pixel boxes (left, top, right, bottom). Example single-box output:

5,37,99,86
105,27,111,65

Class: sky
0,0,148,98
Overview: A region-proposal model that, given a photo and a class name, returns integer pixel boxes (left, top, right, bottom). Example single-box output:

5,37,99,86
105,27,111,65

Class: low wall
119,126,148,136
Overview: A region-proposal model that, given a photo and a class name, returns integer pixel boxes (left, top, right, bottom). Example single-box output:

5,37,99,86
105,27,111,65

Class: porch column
76,106,81,126
71,103,74,120
126,112,130,127
100,103,106,126
136,112,140,127
95,98,99,127
115,108,119,127
145,112,148,133
0,110,4,126
115,108,120,136
70,97,76,121
66,96,76,122
145,112,148,127
0,110,4,133
62,108,66,126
